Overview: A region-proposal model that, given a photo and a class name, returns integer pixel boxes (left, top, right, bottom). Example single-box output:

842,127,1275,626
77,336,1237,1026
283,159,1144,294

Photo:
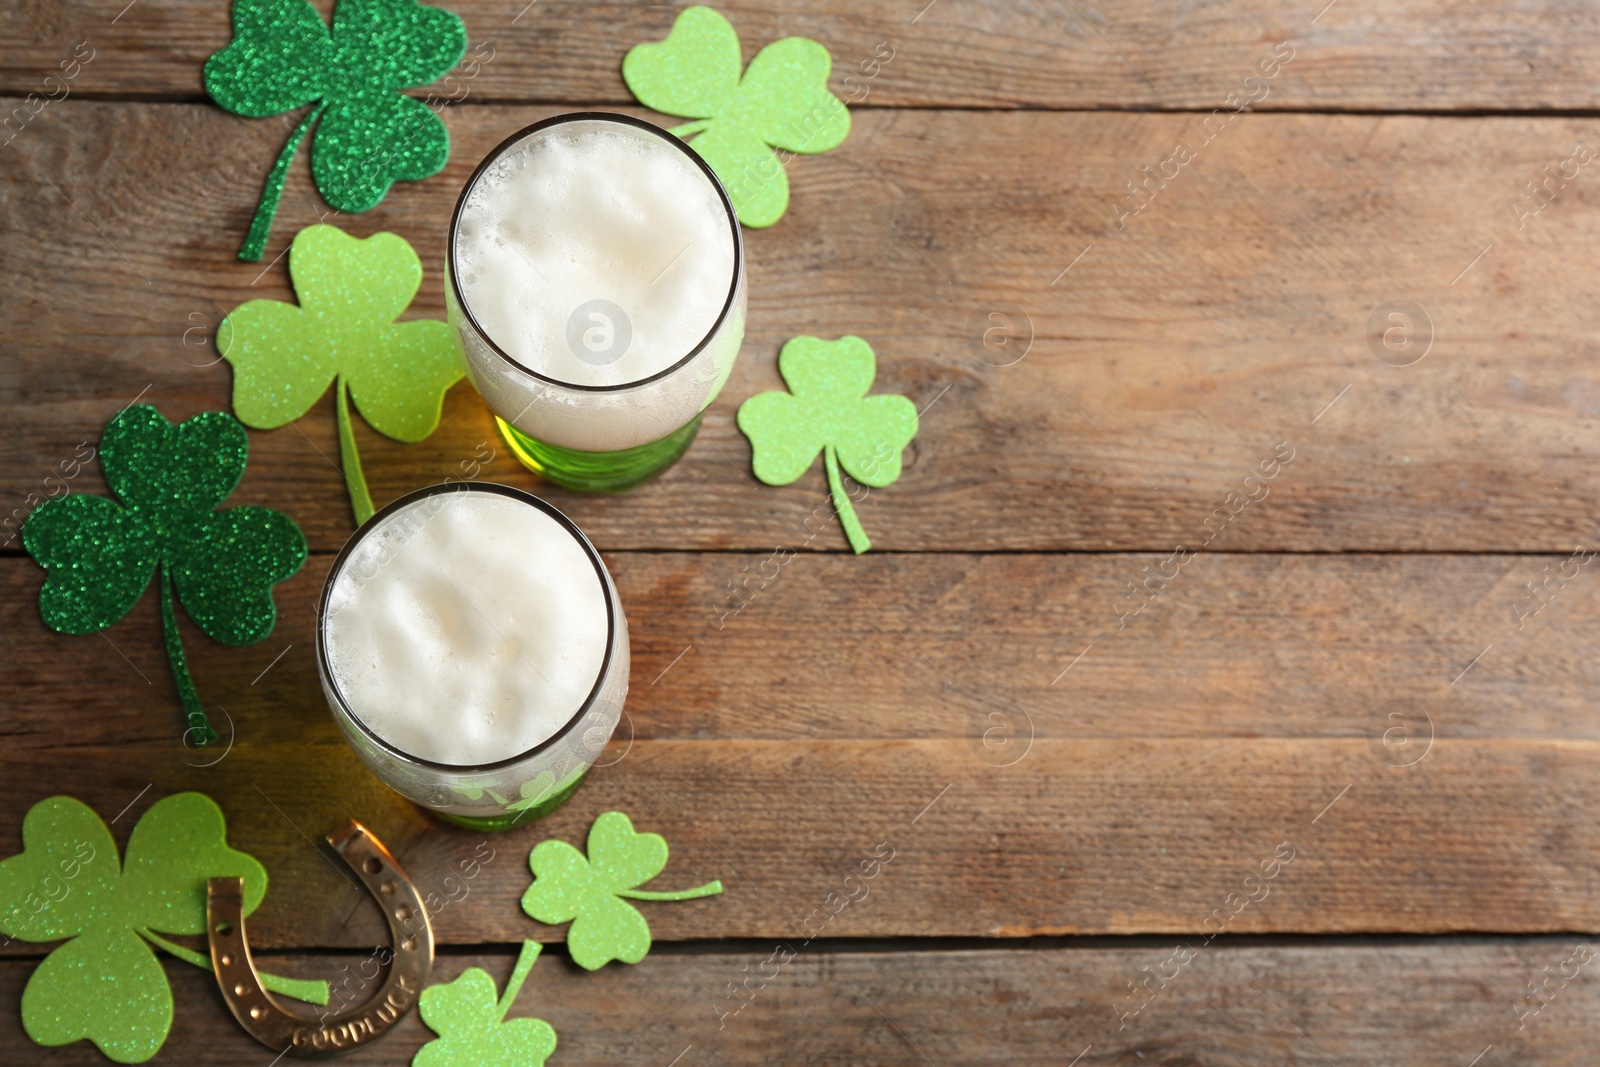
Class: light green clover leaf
737,335,918,553
22,405,306,743
204,0,468,260
414,940,555,1067
0,794,327,1064
520,811,722,971
503,773,559,818
217,224,462,525
623,5,850,227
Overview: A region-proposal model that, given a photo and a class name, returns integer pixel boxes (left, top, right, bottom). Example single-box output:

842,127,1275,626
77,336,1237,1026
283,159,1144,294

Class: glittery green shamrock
737,335,917,554
521,811,722,971
217,224,462,525
414,941,555,1067
623,5,850,227
204,0,468,261
0,793,328,1064
22,406,306,744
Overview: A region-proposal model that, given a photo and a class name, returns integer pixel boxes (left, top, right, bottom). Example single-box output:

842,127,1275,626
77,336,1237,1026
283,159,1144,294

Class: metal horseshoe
206,820,434,1058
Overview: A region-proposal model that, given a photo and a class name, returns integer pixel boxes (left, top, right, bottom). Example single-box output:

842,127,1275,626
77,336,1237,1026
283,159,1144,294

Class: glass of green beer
316,482,629,830
447,112,746,491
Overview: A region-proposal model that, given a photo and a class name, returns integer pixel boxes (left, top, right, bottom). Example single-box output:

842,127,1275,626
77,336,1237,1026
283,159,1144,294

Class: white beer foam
455,122,735,388
324,491,609,767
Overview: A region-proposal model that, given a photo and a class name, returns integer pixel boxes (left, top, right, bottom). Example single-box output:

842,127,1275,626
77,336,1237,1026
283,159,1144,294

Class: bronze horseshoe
206,820,434,1058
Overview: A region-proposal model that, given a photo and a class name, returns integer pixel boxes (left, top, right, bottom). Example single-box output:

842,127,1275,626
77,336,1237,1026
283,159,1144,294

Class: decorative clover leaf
414,940,555,1067
217,224,462,524
521,811,722,971
736,335,918,554
623,5,850,227
205,0,468,261
503,772,558,816
22,405,306,743
0,793,328,1064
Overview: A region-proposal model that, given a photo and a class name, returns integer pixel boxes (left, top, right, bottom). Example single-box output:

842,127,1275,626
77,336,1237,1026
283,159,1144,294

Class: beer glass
316,482,629,830
447,112,747,491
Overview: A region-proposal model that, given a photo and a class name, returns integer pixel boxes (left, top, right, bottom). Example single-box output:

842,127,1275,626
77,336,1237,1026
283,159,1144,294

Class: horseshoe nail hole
249,1006,265,1020
381,882,396,896
233,983,247,997
363,858,383,875
219,954,233,967
403,937,418,952
214,921,233,936
394,904,412,921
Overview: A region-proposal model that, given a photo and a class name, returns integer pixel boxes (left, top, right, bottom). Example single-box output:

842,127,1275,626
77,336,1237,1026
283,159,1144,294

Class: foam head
322,489,612,767
453,117,737,389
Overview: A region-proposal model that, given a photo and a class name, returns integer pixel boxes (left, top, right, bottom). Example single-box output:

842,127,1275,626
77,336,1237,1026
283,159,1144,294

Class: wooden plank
5,0,1600,111
3,939,1597,1065
7,103,1600,551
0,736,1594,948
4,551,1598,751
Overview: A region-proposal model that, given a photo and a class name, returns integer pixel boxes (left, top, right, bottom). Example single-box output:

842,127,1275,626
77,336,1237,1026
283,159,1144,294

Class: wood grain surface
6,103,1600,551
6,1,1600,1062
0,736,1592,948
4,552,1598,752
4,939,1596,1065
9,545,1595,945
5,0,1600,110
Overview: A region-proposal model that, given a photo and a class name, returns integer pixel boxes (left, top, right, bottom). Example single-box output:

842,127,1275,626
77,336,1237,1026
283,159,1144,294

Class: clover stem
239,100,327,263
137,929,331,1006
823,445,871,554
158,564,217,747
336,376,376,526
617,880,724,902
496,940,543,1021
668,119,711,139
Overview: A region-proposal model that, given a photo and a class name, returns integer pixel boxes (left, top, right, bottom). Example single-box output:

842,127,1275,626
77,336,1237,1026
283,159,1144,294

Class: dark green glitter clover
22,405,306,745
204,0,468,262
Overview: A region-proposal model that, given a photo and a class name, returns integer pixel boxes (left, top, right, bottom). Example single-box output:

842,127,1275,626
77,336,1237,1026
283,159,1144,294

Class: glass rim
315,480,619,775
447,110,744,394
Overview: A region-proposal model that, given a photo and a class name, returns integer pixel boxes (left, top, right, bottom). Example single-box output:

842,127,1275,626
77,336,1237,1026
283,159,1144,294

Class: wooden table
6,1,1600,1062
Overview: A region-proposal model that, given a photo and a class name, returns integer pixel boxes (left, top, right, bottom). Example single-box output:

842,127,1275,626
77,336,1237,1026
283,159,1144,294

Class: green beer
448,113,746,489
317,484,629,829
